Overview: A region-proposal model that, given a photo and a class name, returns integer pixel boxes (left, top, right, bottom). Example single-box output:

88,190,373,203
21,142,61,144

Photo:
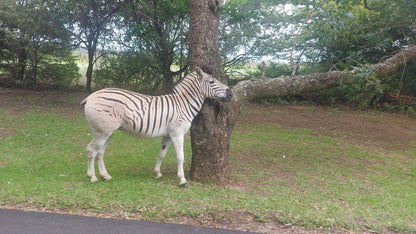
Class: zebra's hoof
155,173,163,179
90,176,99,183
103,175,112,181
179,183,188,188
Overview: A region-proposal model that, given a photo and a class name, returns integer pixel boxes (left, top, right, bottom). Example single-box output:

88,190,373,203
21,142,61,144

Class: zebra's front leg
171,135,187,187
154,136,172,179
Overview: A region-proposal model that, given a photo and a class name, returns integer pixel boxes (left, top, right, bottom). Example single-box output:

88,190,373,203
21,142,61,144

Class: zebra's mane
172,71,200,95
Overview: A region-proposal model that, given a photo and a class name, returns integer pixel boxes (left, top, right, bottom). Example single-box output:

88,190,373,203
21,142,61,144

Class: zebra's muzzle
222,89,233,102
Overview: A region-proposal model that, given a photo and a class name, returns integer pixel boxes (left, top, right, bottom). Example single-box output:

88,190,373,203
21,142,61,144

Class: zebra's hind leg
86,145,99,183
96,137,112,181
86,132,113,182
154,136,172,179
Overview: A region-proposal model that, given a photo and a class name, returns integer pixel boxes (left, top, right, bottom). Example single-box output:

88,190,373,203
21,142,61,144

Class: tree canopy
0,0,415,105
0,0,78,87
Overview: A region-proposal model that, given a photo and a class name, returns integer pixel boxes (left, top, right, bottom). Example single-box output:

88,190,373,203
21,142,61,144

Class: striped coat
81,67,232,187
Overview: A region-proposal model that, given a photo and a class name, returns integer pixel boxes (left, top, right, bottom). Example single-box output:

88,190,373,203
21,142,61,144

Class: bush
0,55,80,89
37,55,80,87
309,61,416,109
249,62,292,78
94,52,160,91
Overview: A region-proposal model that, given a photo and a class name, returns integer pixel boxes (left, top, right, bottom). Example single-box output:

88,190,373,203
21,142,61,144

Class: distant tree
220,0,287,69
272,0,416,72
119,0,190,91
63,0,124,91
0,0,77,86
226,0,416,107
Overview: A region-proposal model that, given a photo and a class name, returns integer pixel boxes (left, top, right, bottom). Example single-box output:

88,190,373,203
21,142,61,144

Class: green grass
1,97,415,233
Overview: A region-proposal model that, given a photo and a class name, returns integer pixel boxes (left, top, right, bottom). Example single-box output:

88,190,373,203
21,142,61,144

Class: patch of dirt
1,88,87,138
0,88,87,115
0,129,18,138
239,103,416,153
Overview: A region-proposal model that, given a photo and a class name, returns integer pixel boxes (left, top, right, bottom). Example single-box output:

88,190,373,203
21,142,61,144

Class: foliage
285,0,416,68
119,0,190,91
62,0,124,91
257,62,292,78
337,65,384,107
1,0,415,107
309,61,416,109
235,0,416,107
39,55,80,87
93,0,191,92
94,52,159,91
0,0,79,87
220,0,289,68
263,0,416,106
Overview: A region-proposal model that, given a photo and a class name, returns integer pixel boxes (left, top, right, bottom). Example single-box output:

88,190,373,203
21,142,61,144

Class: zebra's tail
80,98,88,108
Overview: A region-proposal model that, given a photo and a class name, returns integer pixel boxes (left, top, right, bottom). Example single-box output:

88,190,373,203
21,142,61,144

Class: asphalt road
0,209,257,234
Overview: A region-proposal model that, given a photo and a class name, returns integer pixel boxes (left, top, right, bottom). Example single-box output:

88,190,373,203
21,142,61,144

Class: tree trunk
159,48,174,91
233,45,416,102
17,44,27,82
85,34,99,92
85,63,93,92
189,0,240,185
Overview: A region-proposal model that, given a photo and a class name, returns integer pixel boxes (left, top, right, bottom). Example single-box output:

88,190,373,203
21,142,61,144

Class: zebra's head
196,67,233,102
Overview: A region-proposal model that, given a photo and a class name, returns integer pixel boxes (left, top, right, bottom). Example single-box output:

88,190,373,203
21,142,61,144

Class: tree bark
233,45,416,102
85,48,94,92
189,0,240,185
17,42,27,82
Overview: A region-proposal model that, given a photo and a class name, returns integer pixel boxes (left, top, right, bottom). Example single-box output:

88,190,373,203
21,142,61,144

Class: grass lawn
0,90,415,233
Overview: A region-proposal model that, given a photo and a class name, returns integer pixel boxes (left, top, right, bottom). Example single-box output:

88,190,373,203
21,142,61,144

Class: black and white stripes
81,67,232,186
88,72,208,138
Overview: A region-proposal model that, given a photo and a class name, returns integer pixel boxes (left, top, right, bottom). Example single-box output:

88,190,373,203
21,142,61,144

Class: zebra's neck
171,73,205,121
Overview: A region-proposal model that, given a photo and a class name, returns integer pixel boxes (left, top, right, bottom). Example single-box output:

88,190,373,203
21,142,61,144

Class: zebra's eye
209,81,215,84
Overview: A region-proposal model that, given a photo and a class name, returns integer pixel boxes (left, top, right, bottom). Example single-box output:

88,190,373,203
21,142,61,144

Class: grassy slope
0,93,415,233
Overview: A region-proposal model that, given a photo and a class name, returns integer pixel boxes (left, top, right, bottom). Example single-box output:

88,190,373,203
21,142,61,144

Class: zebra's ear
195,66,204,78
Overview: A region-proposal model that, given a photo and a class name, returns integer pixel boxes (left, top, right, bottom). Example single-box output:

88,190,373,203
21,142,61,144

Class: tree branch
233,45,416,102
363,0,387,10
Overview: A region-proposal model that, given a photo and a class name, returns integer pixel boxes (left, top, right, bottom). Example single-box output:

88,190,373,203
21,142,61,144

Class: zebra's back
82,88,186,139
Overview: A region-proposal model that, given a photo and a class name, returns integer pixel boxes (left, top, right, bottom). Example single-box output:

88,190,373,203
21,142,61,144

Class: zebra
80,67,232,187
